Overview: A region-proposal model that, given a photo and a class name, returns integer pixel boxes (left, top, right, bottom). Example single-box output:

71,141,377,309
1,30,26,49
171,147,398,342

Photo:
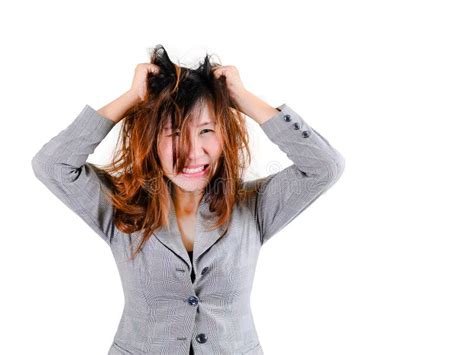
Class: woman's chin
173,178,209,193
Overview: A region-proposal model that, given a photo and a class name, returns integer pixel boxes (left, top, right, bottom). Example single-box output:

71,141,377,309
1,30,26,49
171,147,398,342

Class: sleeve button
292,122,300,130
283,114,292,122
302,130,310,138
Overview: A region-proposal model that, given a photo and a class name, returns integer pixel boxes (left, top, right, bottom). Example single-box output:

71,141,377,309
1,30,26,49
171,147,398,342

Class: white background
1,0,473,354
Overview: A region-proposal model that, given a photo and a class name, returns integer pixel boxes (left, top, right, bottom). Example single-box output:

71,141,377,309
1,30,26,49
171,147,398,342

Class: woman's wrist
124,89,141,105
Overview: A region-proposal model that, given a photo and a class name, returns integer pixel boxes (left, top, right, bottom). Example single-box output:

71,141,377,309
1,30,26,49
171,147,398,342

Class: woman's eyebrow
198,120,216,127
164,120,215,130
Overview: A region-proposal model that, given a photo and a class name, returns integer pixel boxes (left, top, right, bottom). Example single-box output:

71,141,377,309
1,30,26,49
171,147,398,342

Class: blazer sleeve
31,104,118,245
247,103,345,246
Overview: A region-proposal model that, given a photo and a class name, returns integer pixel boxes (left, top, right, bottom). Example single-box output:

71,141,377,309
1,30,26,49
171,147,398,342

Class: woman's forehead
164,103,216,129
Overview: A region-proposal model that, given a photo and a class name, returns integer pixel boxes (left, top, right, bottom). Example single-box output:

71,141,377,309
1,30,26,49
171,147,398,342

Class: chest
109,202,262,309
176,214,197,252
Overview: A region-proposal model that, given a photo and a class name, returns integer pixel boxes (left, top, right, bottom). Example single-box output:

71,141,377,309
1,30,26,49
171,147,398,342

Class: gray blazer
31,103,345,354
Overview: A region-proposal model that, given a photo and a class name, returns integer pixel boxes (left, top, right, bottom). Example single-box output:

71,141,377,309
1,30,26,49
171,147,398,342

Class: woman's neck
172,187,204,216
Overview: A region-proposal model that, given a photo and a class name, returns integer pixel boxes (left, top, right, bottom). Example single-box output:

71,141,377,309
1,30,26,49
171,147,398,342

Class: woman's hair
95,44,253,260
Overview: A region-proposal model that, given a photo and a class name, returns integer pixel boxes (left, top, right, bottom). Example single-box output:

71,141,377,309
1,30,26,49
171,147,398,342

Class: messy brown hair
96,44,253,260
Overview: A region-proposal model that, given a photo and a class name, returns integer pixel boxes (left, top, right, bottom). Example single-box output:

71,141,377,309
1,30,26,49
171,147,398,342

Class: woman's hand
213,64,278,124
129,63,161,102
212,65,248,106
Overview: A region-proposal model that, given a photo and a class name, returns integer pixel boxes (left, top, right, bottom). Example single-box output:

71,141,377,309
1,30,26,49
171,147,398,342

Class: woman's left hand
212,65,248,106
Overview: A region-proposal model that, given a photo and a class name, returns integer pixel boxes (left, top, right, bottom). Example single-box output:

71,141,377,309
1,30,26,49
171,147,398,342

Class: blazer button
302,130,310,138
283,114,292,122
201,267,209,275
292,122,300,130
196,333,208,343
187,295,199,306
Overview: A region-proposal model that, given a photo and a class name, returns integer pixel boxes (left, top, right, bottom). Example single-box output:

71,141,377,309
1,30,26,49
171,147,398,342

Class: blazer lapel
194,201,228,264
151,201,188,264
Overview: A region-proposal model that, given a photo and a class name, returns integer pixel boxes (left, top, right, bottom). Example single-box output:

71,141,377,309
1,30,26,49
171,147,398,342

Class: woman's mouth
179,164,210,178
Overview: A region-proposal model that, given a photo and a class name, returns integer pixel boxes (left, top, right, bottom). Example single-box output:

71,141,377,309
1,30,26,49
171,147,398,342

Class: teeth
182,165,206,174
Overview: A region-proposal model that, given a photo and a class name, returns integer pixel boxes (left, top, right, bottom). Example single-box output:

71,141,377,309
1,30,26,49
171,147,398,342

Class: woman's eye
167,129,213,137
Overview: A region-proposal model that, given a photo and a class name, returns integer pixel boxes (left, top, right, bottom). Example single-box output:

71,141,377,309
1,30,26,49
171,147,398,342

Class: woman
31,44,345,354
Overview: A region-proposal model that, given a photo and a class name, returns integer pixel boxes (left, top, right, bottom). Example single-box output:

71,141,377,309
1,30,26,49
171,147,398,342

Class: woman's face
157,101,223,194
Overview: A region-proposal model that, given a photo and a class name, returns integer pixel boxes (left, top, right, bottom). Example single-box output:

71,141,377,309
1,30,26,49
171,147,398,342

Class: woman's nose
186,135,205,162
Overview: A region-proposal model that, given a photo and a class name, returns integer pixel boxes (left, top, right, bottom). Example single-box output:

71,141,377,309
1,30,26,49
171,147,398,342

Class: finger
213,68,225,78
148,64,160,73
212,65,226,73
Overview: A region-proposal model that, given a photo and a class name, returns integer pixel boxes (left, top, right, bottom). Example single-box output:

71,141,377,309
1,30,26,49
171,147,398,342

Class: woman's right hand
129,63,161,102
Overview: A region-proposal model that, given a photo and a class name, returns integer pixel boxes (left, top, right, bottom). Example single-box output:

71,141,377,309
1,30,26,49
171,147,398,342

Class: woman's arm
31,91,138,245
97,90,140,124
239,91,345,246
232,89,280,125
